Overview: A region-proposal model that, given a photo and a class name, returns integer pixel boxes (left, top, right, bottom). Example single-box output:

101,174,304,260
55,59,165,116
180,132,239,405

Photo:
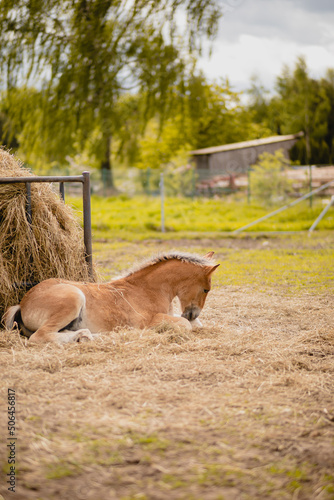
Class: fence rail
32,164,334,200
0,171,93,278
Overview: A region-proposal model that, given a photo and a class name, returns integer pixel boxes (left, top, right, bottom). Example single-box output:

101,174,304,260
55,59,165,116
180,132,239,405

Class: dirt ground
1,237,334,500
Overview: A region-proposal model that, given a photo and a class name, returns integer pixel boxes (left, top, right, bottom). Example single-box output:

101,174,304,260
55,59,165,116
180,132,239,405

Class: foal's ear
205,264,220,276
204,251,215,259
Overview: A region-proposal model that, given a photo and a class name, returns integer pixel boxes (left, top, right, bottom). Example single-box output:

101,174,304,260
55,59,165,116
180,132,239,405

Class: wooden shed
190,132,304,175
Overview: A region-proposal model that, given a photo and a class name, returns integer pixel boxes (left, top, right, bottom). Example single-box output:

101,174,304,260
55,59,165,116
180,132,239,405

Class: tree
0,0,221,186
0,86,67,170
182,74,252,148
319,69,334,164
0,109,19,150
270,57,334,164
248,57,334,165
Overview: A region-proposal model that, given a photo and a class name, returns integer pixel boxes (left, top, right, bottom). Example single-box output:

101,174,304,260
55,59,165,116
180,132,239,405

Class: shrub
250,150,292,205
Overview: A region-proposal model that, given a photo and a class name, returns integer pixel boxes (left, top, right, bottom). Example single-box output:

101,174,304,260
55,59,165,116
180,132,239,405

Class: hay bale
0,148,95,318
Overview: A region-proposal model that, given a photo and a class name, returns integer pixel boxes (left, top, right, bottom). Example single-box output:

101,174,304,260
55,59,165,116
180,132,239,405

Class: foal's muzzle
181,306,201,322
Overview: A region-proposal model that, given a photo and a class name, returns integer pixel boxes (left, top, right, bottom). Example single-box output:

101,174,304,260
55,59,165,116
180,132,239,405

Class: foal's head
177,252,220,322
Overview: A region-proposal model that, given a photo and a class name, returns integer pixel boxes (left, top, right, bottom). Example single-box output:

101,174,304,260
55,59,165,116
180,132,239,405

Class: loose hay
0,287,334,499
0,148,95,317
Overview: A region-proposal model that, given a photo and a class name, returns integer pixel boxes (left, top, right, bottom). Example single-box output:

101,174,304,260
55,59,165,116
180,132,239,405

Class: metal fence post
0,173,94,281
82,171,93,278
247,167,251,204
59,182,65,201
309,165,313,208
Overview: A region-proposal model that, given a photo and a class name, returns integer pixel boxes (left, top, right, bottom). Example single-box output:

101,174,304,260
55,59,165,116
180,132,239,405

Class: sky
197,0,334,94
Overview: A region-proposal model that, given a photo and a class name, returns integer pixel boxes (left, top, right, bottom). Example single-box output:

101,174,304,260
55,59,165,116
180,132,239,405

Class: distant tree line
248,56,334,166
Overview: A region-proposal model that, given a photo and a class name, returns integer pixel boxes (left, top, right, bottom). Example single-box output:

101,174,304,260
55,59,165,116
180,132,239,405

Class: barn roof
190,132,304,156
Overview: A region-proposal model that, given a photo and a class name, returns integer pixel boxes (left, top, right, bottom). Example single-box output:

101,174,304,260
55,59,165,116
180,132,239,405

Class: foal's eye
204,289,210,293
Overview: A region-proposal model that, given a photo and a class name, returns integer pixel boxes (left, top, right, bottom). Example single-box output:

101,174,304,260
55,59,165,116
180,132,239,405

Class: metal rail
0,171,93,279
233,179,334,234
309,195,334,233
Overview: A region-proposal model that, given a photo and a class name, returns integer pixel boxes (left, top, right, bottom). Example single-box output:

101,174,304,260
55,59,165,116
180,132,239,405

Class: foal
3,251,219,343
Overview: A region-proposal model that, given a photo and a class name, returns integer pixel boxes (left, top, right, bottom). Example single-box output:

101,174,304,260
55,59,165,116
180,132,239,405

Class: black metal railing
0,171,93,280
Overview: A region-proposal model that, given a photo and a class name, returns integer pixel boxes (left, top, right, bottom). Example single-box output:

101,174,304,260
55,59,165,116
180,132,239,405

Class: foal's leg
149,313,192,332
21,284,92,344
170,299,203,327
29,327,93,344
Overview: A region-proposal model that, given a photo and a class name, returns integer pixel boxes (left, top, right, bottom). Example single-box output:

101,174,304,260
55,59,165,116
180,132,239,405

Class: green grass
66,195,334,293
38,428,327,497
215,247,334,291
68,195,334,240
46,460,81,479
91,237,334,293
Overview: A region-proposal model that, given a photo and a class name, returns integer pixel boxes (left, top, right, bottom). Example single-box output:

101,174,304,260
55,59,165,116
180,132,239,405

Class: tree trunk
101,134,114,189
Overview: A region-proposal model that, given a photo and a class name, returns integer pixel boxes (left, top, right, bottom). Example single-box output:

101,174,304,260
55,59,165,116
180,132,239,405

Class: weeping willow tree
0,0,221,186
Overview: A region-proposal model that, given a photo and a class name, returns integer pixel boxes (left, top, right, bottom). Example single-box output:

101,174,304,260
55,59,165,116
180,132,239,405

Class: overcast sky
197,0,334,93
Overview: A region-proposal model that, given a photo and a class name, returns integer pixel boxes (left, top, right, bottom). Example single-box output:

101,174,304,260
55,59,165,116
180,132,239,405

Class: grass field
92,233,334,293
70,195,334,240
1,203,334,499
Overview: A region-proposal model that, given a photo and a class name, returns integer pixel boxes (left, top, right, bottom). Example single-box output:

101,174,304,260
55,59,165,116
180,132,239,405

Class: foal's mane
125,252,213,277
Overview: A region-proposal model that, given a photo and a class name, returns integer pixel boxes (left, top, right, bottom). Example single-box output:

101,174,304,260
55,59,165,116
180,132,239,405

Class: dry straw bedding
0,287,333,499
0,148,93,317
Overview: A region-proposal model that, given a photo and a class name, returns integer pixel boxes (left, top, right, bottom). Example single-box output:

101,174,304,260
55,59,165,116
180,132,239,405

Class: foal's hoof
190,317,203,328
75,329,94,342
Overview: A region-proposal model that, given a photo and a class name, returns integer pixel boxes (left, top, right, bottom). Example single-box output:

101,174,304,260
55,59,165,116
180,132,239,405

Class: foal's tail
3,305,21,330
2,305,34,337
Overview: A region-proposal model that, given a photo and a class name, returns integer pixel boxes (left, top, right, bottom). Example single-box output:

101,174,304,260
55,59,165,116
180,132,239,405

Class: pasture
1,232,334,499
72,195,334,240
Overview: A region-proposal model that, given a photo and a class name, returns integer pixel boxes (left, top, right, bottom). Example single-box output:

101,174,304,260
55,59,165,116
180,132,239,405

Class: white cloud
197,0,334,91
217,0,334,46
198,35,334,91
